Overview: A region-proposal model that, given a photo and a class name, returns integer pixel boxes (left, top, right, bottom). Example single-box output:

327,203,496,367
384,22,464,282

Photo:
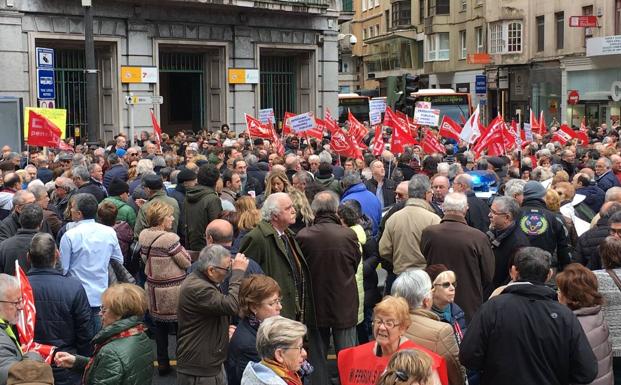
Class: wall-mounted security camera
349,35,358,45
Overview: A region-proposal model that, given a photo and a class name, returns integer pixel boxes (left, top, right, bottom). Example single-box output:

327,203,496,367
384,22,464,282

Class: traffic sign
475,75,487,94
37,69,55,99
36,47,55,69
125,95,163,105
568,90,580,105
569,16,598,28
121,66,158,84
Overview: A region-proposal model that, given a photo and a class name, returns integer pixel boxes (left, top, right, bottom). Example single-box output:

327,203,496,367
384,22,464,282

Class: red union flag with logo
15,262,56,363
245,114,273,139
150,110,162,150
27,110,62,148
347,111,368,149
438,115,462,141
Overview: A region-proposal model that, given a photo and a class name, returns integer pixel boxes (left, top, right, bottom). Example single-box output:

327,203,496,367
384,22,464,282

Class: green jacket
134,190,180,241
239,220,316,326
102,196,137,228
74,316,153,385
184,185,222,251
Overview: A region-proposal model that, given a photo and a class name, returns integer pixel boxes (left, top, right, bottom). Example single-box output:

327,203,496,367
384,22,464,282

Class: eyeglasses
127,152,139,156
282,345,305,353
212,265,232,273
262,298,283,307
0,298,23,307
610,228,621,237
372,318,399,329
434,281,457,289
489,208,508,216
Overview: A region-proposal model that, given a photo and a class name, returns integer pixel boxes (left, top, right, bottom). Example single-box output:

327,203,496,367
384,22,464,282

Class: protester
134,174,180,241
375,350,437,385
0,190,36,242
184,164,222,251
101,178,136,228
425,266,467,343
341,172,382,236
0,203,42,276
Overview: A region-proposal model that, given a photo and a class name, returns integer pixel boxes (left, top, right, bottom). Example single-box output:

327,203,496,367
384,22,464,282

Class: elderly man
176,245,248,385
102,153,128,189
453,173,491,233
560,149,577,178
392,269,464,385
0,204,42,276
0,173,21,220
0,190,36,242
52,176,76,215
233,158,260,196
595,157,620,192
28,184,61,239
460,247,597,385
296,191,361,357
0,274,42,383
378,181,409,238
379,175,441,274
573,172,605,214
185,164,222,250
364,160,395,210
487,196,530,289
430,175,450,217
59,193,124,333
341,172,382,236
504,179,526,205
73,166,106,202
421,192,495,322
28,233,93,385
134,174,180,241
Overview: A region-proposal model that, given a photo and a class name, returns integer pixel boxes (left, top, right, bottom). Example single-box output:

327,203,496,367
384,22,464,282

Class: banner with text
414,108,441,127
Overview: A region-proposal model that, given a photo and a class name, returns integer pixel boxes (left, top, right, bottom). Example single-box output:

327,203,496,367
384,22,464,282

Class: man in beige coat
392,269,465,385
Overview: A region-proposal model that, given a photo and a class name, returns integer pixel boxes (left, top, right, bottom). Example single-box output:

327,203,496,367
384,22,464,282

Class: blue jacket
36,168,54,184
28,267,93,385
341,183,382,236
596,170,620,193
577,184,606,214
103,164,128,190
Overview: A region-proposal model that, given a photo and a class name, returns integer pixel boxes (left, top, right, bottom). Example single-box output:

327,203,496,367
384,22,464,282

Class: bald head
205,219,234,247
395,181,409,203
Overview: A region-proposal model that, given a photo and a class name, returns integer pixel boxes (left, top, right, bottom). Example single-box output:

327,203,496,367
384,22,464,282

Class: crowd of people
0,120,620,385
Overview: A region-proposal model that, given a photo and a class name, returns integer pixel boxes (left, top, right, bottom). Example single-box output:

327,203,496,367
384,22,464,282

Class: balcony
338,0,354,23
127,0,331,15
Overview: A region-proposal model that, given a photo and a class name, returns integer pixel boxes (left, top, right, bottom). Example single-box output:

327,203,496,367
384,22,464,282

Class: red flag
552,124,577,145
283,112,296,135
347,111,369,147
245,114,273,139
529,109,540,135
371,125,385,156
330,127,360,158
58,140,74,152
575,130,589,144
472,115,504,157
306,118,325,140
15,262,56,364
150,110,162,151
421,130,446,154
539,110,547,135
502,120,517,150
27,110,62,148
385,108,417,154
439,115,462,141
271,129,285,156
580,116,588,132
488,141,505,157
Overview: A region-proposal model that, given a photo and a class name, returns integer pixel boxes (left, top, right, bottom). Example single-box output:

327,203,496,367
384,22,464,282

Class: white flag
460,104,481,144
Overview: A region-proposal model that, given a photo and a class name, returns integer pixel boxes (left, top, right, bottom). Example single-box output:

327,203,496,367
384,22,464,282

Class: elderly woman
227,275,283,385
425,265,467,340
556,263,613,385
376,350,436,385
595,236,621,384
138,200,191,375
241,316,307,385
55,284,153,384
337,296,448,385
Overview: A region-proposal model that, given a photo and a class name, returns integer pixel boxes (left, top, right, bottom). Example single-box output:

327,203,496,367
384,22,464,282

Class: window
392,1,411,28
362,28,367,40
507,22,522,52
536,16,545,52
362,0,367,12
460,0,467,12
475,26,484,53
427,32,449,61
419,0,425,23
556,12,564,49
489,22,503,54
428,0,449,16
583,5,593,44
375,24,380,36
489,21,522,54
459,30,466,59
616,0,621,35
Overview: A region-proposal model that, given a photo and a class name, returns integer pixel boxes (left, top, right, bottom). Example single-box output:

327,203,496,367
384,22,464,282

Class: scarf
0,318,22,354
247,313,262,329
261,358,303,385
83,324,145,384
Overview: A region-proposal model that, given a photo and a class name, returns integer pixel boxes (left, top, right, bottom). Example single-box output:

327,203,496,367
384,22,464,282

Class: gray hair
408,174,431,199
27,184,48,201
492,196,520,220
196,244,231,272
25,164,37,173
256,316,307,360
448,163,463,180
13,190,34,208
136,159,154,175
152,156,166,168
311,191,339,215
391,269,432,310
308,154,320,164
598,157,612,169
536,149,552,159
293,171,313,184
245,154,258,166
28,233,57,268
505,179,526,198
605,187,621,202
72,153,86,168
261,192,289,222
341,172,362,191
442,192,468,213
437,162,450,175
454,173,473,189
318,151,332,165
72,166,90,182
514,247,551,283
0,274,19,297
531,166,553,182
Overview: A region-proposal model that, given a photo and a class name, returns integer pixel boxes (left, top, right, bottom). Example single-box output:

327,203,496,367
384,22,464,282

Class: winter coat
0,319,43,384
167,186,188,246
0,212,19,243
72,316,153,385
315,174,342,195
102,196,137,228
241,361,288,385
577,185,606,214
139,228,191,322
296,213,361,329
240,220,316,326
184,185,222,251
77,180,107,203
0,228,38,275
134,190,180,241
405,309,465,385
594,268,621,356
460,282,598,385
464,191,490,233
341,183,382,236
29,267,94,385
596,170,620,193
247,164,266,195
573,306,613,385
576,216,610,270
350,224,368,322
103,164,129,190
379,198,441,274
487,223,530,289
227,318,261,385
364,178,396,208
422,214,495,323
37,167,54,184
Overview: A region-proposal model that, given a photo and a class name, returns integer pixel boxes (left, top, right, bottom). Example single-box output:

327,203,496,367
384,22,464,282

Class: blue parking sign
475,75,486,94
37,69,55,99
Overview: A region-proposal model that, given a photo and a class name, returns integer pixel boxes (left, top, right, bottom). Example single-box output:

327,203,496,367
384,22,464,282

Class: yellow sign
23,107,67,139
228,68,260,84
121,66,158,83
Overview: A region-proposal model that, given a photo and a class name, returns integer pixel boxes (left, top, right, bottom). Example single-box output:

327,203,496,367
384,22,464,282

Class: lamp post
83,0,99,144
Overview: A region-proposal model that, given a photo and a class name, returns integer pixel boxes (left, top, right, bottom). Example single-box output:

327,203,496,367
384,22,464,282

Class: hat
142,174,163,190
523,180,546,201
177,168,197,183
253,138,264,146
7,359,54,385
425,264,449,283
115,148,127,157
108,178,129,196
317,162,333,177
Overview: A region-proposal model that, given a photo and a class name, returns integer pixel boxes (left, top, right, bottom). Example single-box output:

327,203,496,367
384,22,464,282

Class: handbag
606,269,621,291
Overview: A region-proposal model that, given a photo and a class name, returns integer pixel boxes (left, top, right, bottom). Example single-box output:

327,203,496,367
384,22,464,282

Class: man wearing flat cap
133,174,180,240
101,179,136,228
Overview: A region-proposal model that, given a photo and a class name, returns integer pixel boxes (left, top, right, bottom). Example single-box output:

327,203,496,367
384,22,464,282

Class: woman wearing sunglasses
425,265,467,342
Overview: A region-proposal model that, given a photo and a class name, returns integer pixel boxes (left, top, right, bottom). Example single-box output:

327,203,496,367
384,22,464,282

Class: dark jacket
315,174,342,195
177,269,244,377
0,212,19,243
103,164,129,190
421,214,495,322
296,213,361,328
577,185,606,214
246,164,266,195
37,168,54,184
241,175,261,196
72,316,153,385
596,170,620,192
487,223,530,289
575,216,610,270
227,317,260,385
460,282,598,385
397,162,415,181
167,185,188,246
518,198,572,270
560,159,577,179
184,185,222,251
364,178,396,208
77,180,107,202
240,220,316,326
29,267,93,385
465,190,491,233
0,228,38,275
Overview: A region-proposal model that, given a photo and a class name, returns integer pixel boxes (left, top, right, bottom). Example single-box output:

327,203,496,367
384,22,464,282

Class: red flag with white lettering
283,112,296,135
348,111,369,147
551,124,576,145
245,114,273,139
472,115,504,157
306,118,325,140
27,110,62,148
371,126,385,156
439,115,462,141
421,130,446,154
